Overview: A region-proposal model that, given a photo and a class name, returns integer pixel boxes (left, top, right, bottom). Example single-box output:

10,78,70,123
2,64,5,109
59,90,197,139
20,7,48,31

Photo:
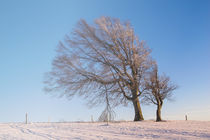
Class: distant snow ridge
0,121,210,140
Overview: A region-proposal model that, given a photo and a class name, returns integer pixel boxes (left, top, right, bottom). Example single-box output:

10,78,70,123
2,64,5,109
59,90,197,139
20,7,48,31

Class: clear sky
0,0,209,122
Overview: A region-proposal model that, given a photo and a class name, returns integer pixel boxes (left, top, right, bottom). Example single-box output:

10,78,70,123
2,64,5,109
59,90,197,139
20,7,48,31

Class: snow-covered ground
0,120,210,140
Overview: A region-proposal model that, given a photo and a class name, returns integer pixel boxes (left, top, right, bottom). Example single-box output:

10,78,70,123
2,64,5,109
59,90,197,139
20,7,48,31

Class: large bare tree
44,17,154,121
143,65,177,121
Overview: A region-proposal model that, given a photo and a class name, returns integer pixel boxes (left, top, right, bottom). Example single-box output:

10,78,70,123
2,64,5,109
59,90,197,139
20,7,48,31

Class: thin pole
107,114,109,125
26,113,28,124
185,115,188,121
91,115,93,122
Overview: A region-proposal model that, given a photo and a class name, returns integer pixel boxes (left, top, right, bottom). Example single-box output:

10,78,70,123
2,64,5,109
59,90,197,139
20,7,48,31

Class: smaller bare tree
98,86,115,123
143,65,177,121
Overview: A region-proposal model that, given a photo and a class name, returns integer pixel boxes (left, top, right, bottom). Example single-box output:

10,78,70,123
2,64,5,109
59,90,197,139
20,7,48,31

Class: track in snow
0,121,210,140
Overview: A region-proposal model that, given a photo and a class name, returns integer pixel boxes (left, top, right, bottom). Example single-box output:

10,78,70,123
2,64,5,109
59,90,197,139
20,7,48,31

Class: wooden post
26,113,28,124
107,114,109,125
91,115,94,123
185,115,187,121
48,117,50,123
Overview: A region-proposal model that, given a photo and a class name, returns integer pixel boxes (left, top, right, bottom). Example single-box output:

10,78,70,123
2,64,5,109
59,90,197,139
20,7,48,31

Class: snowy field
0,120,210,140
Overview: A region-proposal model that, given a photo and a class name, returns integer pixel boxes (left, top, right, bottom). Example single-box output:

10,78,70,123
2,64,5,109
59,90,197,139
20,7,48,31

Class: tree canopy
44,17,155,121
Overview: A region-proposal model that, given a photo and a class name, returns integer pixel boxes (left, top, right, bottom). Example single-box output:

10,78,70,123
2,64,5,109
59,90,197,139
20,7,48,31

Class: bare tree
98,86,115,123
143,65,177,121
44,17,154,121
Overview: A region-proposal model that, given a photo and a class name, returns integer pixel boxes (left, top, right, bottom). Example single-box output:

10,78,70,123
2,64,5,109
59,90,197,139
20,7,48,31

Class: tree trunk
156,104,162,122
132,98,144,121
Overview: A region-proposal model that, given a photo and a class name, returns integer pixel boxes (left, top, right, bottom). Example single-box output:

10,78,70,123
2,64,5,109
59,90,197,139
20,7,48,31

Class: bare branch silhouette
44,17,155,121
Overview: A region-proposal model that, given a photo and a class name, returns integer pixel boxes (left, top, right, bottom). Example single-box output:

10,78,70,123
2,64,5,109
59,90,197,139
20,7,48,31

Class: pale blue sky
0,0,209,122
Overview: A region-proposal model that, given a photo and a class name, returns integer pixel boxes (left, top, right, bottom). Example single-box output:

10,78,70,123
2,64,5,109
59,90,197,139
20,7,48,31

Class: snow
0,121,210,140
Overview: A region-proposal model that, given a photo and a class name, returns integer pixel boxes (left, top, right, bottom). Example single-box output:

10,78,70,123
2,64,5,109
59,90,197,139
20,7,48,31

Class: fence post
26,113,28,124
185,115,187,121
91,115,94,123
107,114,109,125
